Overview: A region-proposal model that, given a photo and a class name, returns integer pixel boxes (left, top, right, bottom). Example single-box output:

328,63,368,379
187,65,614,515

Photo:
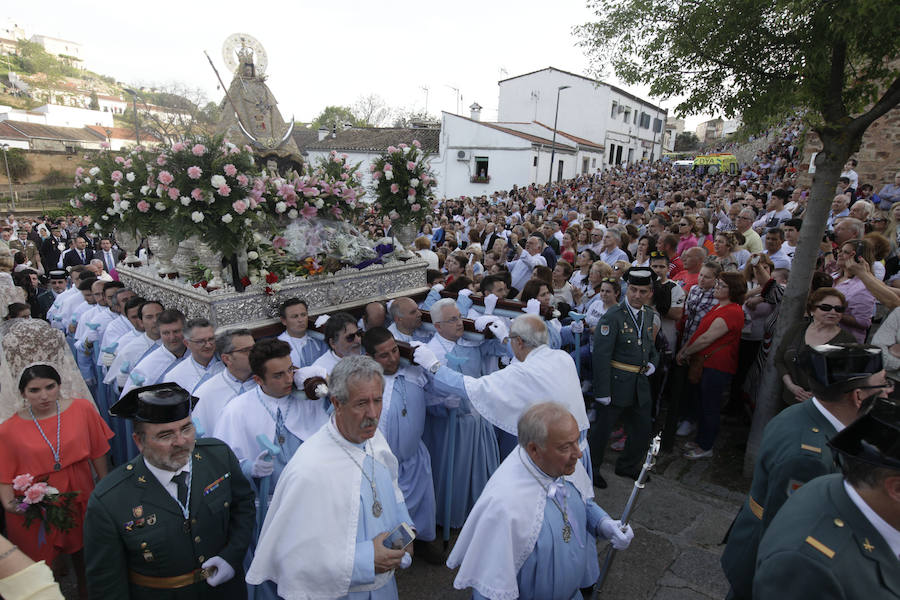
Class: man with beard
84,383,255,599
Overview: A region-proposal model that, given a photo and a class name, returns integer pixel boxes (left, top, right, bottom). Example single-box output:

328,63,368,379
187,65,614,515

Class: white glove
431,283,445,293
571,321,584,334
314,314,330,328
412,344,440,371
599,517,634,550
457,288,473,298
473,315,495,332
101,352,116,367
294,365,328,389
202,556,235,587
596,396,611,406
644,362,655,376
488,319,509,342
84,328,100,343
251,450,274,478
483,293,499,315
523,298,541,315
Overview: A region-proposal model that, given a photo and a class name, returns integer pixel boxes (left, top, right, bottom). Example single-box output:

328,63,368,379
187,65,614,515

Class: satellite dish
222,33,268,76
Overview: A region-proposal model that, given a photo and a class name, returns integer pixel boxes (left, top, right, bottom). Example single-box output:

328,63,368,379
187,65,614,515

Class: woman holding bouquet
0,364,113,598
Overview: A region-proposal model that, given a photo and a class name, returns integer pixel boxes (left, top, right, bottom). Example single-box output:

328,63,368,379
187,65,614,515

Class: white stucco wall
30,104,113,128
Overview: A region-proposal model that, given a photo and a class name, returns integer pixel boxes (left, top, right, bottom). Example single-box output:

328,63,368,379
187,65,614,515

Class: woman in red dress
0,364,113,598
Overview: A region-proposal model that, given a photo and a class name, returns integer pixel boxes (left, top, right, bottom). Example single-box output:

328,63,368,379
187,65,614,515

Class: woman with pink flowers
0,364,112,598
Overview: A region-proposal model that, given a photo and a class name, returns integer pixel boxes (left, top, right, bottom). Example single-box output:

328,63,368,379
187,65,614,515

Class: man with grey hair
163,317,224,394
599,228,629,266
192,329,257,435
506,233,547,293
414,314,591,468
387,296,431,343
448,402,633,600
736,208,763,253
247,355,414,599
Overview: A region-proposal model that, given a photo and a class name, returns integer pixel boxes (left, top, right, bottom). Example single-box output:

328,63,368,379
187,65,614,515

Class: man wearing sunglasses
311,312,363,375
721,343,891,600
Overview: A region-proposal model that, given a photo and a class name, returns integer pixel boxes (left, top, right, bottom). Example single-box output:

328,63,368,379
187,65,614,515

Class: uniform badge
132,505,143,518
600,325,610,336
146,514,157,526
786,479,804,496
863,538,874,552
143,550,154,562
137,476,147,484
124,520,134,532
194,452,202,461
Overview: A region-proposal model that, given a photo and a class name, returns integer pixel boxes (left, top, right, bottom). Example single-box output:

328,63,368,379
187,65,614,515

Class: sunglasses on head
816,303,846,313
649,251,668,259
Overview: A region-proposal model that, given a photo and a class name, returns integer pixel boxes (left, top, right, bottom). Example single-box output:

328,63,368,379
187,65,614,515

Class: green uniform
754,474,900,600
84,438,255,599
720,398,840,599
589,301,659,477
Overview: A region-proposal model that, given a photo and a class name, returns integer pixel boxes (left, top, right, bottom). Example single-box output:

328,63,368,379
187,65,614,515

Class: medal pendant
562,522,572,543
53,462,61,471
401,408,407,417
637,337,642,346
277,435,285,445
372,500,383,518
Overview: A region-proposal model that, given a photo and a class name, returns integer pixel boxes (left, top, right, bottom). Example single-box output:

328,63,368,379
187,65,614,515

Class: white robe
192,369,256,436
119,346,189,397
163,355,223,394
311,350,342,375
104,331,151,386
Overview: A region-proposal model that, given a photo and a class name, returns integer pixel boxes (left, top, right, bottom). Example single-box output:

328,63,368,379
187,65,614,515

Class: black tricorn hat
624,267,656,287
798,343,883,397
110,382,198,423
48,270,68,280
828,398,900,470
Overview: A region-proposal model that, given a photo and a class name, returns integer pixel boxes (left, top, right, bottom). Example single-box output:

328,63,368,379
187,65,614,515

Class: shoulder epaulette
92,459,139,497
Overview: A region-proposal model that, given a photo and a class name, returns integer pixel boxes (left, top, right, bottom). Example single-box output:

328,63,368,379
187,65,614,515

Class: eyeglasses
186,336,216,346
435,315,462,324
855,380,895,391
227,345,254,355
815,303,846,313
344,330,363,343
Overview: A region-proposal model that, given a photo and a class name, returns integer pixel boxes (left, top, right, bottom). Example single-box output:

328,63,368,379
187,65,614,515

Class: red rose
265,272,279,284
193,283,201,288
200,280,207,288
240,277,251,287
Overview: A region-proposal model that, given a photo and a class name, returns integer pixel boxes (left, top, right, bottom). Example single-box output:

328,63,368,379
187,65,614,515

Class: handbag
687,344,727,384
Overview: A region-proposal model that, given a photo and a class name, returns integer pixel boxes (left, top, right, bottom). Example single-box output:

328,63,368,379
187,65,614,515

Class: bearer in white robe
247,355,413,600
416,313,591,471
192,329,256,436
386,297,432,344
310,311,363,375
163,318,223,394
276,297,327,368
106,301,163,391
119,309,188,397
448,403,634,600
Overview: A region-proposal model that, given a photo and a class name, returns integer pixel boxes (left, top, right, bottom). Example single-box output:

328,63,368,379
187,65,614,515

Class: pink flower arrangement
137,200,150,213
13,473,33,492
191,144,207,156
12,473,79,535
167,187,180,201
390,183,400,194
232,200,248,214
172,142,186,152
224,163,237,177
218,184,231,197
191,188,205,202
24,482,48,505
187,166,202,180
158,170,174,186
111,170,123,182
236,174,249,187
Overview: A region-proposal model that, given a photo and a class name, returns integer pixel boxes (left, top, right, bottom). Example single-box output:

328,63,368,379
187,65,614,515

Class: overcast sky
8,1,709,129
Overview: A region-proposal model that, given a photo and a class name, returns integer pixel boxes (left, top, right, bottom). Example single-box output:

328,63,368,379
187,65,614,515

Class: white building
29,34,83,67
437,108,604,199
498,67,667,166
0,104,112,128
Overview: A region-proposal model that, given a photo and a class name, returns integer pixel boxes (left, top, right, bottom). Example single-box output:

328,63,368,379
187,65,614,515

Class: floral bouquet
370,140,436,227
12,474,79,541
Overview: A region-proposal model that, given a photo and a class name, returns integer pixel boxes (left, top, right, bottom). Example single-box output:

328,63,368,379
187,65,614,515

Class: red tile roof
1,120,104,142
85,125,162,142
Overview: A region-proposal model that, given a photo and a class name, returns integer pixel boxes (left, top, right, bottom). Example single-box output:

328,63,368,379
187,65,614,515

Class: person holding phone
833,240,877,343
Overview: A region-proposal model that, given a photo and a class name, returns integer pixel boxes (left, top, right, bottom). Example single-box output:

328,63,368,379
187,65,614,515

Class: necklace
256,389,291,445
27,400,62,471
519,450,572,543
328,426,383,518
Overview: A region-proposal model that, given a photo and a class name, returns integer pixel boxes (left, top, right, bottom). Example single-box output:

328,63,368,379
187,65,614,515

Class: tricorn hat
798,343,883,397
48,270,68,281
828,398,900,470
624,267,657,287
110,382,198,423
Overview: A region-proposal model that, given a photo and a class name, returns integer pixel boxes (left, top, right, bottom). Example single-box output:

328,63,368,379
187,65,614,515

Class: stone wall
0,150,87,185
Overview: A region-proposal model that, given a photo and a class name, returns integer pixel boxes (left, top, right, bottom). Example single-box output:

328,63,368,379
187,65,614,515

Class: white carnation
384,170,393,181
84,177,91,184
106,207,116,215
210,174,226,188
96,179,103,186
94,223,102,229
247,251,259,260
101,215,109,220
221,214,233,224
140,185,150,195
409,178,419,187
180,196,191,206
83,193,92,201
275,201,287,214
191,211,205,223
119,200,131,210
126,172,135,182
314,199,324,209
288,209,299,219
89,167,100,176
154,202,167,211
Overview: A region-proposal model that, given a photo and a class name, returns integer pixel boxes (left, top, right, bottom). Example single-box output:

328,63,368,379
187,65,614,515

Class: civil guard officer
721,343,890,599
84,383,255,599
754,398,900,599
589,267,660,488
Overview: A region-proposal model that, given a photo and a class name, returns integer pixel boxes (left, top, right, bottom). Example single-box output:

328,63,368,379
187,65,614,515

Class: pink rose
407,161,416,170
24,483,47,504
232,200,248,214
167,187,180,201
172,142,186,152
390,183,400,194
12,474,33,492
187,166,202,180
411,203,421,212
158,170,174,186
236,174,248,187
137,200,150,213
408,188,417,198
412,140,421,148
191,144,207,156
383,164,392,172
224,163,237,177
191,188,205,202
218,184,231,197
156,155,167,166
111,170,123,182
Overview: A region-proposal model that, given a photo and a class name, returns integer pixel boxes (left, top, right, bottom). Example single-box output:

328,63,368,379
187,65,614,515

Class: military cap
110,382,198,423
799,343,883,397
625,267,656,287
828,398,900,469
48,270,68,280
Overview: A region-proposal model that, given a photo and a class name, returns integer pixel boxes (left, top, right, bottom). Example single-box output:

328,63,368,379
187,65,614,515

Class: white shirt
144,456,192,505
163,355,223,394
193,369,257,436
765,247,793,270
843,480,900,558
811,397,846,433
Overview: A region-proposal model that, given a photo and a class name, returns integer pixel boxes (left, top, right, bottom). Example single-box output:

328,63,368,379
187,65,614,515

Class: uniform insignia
786,479,804,496
194,452,202,460
143,550,154,562
600,325,610,336
800,443,822,454
203,473,231,496
146,514,156,526
863,538,874,552
132,505,143,518
137,475,147,483
804,536,835,559
134,518,145,528
124,520,134,532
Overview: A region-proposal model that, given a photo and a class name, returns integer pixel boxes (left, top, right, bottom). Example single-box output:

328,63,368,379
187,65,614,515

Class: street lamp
123,88,140,146
1,144,14,210
548,85,571,186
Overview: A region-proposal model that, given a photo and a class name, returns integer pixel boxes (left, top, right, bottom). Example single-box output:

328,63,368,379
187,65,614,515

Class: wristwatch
429,362,441,374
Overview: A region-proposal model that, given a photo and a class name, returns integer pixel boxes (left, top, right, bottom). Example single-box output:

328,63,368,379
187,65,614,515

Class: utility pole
548,85,570,186
123,88,141,146
1,144,14,210
421,85,429,114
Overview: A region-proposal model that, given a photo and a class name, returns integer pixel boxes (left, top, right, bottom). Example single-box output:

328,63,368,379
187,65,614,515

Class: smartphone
383,522,416,550
751,255,760,266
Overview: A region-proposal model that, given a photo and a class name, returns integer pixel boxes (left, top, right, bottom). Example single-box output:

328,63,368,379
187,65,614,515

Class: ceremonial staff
591,433,661,599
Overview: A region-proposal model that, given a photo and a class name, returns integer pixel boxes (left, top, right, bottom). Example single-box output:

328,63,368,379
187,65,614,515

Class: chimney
317,127,328,141
469,102,482,121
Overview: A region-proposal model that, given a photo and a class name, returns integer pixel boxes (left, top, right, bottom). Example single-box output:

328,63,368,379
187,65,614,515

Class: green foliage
311,106,362,130
15,40,82,80
89,90,100,110
674,131,700,151
575,0,900,132
3,148,31,182
42,168,69,185
392,109,438,128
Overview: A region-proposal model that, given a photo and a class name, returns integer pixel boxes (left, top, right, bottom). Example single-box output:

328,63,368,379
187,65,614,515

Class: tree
16,40,61,81
352,94,393,127
392,108,439,128
576,0,900,474
2,148,31,183
674,131,699,151
89,90,100,111
311,106,362,131
118,83,217,144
